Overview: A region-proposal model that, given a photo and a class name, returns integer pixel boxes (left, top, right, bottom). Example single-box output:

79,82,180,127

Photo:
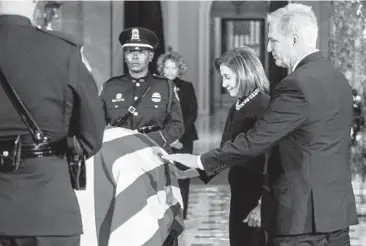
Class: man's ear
149,51,154,62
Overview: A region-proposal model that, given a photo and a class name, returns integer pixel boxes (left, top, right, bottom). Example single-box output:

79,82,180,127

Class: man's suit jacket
200,52,358,235
173,78,198,144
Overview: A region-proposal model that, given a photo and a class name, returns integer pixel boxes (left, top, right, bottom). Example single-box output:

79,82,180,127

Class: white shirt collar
292,49,319,72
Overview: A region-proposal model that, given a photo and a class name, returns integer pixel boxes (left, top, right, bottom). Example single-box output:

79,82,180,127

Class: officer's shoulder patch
104,74,126,84
36,27,81,47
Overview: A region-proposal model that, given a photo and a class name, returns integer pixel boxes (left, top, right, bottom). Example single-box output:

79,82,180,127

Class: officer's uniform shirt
0,15,105,235
100,72,184,150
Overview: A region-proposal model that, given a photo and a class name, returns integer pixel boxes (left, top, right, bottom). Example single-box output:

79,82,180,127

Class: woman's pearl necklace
235,88,260,111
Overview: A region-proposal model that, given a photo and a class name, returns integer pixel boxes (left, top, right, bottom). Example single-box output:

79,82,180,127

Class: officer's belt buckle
128,106,136,114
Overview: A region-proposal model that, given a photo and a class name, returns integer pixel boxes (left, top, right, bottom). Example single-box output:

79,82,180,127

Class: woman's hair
156,47,187,76
214,46,270,97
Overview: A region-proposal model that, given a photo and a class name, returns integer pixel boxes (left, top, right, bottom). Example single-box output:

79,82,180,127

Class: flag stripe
152,197,184,246
108,188,183,246
109,167,166,230
134,133,162,148
94,146,117,244
103,127,134,143
117,201,183,246
77,156,98,246
109,165,182,232
109,146,168,196
77,128,184,246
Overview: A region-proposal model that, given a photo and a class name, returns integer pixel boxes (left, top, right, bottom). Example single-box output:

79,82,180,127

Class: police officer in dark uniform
100,27,184,152
0,1,105,246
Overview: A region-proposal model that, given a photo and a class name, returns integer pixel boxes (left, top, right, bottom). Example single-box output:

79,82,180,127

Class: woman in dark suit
196,46,269,246
157,49,199,219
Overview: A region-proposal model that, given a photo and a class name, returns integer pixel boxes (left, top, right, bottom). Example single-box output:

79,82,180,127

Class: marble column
328,0,366,95
35,1,124,91
329,0,366,178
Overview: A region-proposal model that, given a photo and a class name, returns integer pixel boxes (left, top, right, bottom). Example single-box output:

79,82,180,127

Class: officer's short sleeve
68,46,105,157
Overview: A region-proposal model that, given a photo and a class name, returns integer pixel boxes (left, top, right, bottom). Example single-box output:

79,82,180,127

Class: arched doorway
197,1,288,116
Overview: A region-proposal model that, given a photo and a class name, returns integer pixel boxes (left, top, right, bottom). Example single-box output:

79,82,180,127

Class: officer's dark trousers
267,228,350,246
0,236,80,246
172,141,193,220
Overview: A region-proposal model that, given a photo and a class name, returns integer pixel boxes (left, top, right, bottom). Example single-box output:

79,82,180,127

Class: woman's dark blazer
199,91,270,183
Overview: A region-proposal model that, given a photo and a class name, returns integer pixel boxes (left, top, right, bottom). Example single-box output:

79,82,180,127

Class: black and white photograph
0,0,366,245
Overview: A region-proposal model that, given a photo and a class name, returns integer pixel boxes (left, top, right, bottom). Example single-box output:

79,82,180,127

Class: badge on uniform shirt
151,92,162,103
174,86,180,102
131,28,140,40
112,93,125,102
80,46,92,72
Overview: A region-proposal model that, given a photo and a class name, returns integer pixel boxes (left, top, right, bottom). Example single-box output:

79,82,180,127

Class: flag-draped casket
76,127,184,246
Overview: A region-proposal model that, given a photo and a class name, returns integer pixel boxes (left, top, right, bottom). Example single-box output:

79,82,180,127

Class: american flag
76,127,184,246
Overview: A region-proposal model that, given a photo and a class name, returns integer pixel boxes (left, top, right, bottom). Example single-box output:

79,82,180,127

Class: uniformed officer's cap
119,27,159,51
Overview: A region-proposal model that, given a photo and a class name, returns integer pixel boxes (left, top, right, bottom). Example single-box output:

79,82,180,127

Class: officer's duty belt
21,142,66,159
1,139,66,159
137,125,161,134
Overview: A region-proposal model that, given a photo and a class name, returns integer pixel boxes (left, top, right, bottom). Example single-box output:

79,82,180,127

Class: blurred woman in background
157,48,199,220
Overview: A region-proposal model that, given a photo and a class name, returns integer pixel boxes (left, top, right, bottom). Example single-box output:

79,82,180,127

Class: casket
76,127,184,246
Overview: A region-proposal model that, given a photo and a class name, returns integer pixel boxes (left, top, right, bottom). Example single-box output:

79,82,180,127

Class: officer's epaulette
36,26,81,47
104,74,126,83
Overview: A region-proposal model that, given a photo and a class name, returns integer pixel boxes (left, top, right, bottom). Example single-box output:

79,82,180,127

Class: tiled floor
178,114,366,245
178,184,366,246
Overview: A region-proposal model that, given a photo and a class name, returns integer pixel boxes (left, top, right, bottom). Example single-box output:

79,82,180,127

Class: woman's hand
243,202,261,227
169,163,200,179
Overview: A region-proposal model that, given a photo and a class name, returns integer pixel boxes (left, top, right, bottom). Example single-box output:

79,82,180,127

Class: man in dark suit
0,1,105,245
163,3,358,245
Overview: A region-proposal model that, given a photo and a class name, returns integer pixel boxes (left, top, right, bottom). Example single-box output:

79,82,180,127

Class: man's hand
170,140,183,149
161,154,199,169
243,203,261,227
169,163,199,179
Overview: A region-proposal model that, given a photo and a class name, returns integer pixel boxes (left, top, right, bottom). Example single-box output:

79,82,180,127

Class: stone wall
329,1,366,94
35,1,123,91
329,0,366,178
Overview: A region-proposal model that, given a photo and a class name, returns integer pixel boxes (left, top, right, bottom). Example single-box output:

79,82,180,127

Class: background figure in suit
157,49,199,219
200,46,269,246
163,3,358,246
0,1,105,245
